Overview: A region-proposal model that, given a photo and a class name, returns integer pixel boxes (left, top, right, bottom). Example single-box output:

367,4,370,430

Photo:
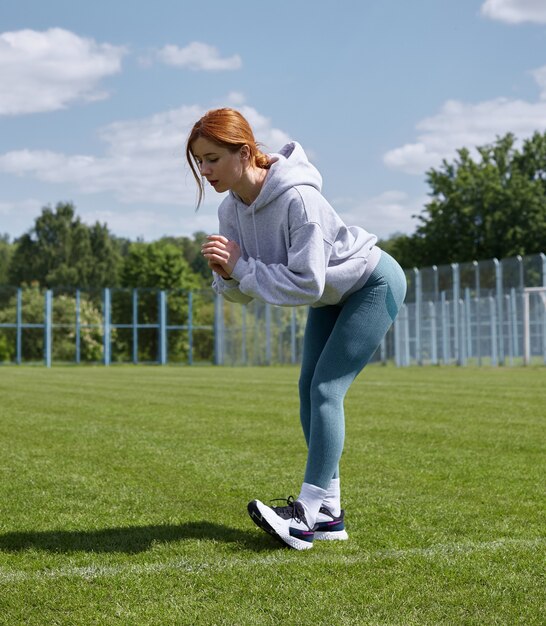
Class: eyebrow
193,151,219,158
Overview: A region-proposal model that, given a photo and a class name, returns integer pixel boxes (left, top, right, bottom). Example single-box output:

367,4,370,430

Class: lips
209,179,219,187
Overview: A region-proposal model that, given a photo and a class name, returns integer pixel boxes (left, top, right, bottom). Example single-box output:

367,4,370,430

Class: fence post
265,303,272,365
541,254,546,365
494,258,504,365
16,288,22,365
214,293,224,365
510,288,519,363
523,290,530,366
517,255,524,291
539,254,546,365
403,305,410,365
459,299,467,366
394,305,403,366
241,304,247,365
452,263,461,365
489,296,498,366
188,291,193,366
132,289,138,364
158,290,167,365
44,290,52,368
474,261,481,366
505,293,513,365
394,316,400,366
464,287,472,362
75,290,81,364
429,301,438,364
103,288,111,366
290,308,297,364
414,268,422,365
441,291,449,364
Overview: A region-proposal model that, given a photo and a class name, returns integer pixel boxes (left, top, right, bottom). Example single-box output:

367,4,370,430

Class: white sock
321,478,341,517
297,482,327,529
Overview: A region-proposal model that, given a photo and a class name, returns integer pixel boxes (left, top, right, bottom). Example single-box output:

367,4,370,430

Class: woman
186,108,407,550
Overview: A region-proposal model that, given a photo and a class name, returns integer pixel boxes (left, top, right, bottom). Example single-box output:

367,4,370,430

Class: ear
240,145,250,161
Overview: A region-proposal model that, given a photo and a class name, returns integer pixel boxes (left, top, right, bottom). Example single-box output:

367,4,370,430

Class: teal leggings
298,251,407,489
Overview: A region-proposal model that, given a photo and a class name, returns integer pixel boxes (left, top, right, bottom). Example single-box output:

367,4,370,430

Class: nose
199,162,212,176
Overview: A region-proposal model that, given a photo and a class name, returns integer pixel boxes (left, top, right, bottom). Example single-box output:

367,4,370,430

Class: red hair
186,108,270,207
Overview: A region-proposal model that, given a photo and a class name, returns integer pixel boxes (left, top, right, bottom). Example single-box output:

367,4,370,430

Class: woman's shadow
0,521,278,554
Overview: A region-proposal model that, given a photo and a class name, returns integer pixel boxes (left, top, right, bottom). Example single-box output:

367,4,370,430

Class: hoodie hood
230,142,322,211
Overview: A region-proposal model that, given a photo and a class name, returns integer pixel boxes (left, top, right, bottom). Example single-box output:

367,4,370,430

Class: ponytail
255,149,271,170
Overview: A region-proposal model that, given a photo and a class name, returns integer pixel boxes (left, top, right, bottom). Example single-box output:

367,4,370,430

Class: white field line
0,537,543,584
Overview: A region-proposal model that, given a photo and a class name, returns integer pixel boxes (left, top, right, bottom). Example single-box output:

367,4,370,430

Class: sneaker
247,496,314,550
313,506,349,541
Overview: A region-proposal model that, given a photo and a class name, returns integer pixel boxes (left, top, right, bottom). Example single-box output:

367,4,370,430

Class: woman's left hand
201,235,241,278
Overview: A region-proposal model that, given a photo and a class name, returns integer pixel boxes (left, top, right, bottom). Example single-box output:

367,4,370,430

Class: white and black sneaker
313,506,349,541
247,496,315,550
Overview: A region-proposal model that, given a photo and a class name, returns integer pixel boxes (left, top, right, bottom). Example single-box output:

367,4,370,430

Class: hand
201,235,241,278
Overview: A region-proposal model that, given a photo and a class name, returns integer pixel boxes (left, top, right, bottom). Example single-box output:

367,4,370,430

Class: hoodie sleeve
230,220,329,306
212,274,254,304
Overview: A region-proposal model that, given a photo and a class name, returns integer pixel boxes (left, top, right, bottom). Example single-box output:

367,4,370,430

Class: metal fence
394,253,546,366
1,253,545,367
0,287,216,366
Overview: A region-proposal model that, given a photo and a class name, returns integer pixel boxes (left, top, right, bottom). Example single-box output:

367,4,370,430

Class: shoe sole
247,500,313,550
314,529,349,541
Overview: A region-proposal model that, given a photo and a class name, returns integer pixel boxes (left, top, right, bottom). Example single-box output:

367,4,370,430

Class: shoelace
269,496,305,524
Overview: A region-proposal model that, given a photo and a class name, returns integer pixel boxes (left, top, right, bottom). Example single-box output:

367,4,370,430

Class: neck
234,166,268,205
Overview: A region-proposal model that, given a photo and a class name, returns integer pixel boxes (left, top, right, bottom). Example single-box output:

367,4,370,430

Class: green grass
0,365,544,625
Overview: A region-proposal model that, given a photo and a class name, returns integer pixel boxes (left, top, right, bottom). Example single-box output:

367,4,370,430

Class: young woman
186,108,407,550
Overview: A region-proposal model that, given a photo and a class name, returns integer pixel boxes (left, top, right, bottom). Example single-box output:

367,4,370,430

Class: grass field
0,365,544,625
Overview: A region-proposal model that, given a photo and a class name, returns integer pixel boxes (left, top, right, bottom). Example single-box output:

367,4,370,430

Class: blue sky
1,0,546,242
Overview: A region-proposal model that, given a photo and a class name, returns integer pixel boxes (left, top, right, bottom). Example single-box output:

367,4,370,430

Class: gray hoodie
212,142,381,307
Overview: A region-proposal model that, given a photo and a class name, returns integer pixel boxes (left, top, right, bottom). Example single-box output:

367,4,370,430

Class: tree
158,232,212,285
117,240,203,362
386,132,546,268
0,234,14,285
8,202,122,287
121,240,200,290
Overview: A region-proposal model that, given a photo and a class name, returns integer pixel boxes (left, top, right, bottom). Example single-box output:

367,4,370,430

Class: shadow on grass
0,522,279,554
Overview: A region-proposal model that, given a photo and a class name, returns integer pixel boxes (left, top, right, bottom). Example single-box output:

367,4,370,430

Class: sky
1,0,546,243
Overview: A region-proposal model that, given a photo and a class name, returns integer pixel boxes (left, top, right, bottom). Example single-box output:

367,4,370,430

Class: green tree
118,240,202,362
121,240,200,290
8,202,122,287
158,232,212,285
0,234,14,285
387,132,546,268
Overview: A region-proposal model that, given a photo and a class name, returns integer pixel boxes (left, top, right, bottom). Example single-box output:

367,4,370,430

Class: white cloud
0,101,291,208
335,191,424,239
384,67,546,175
225,91,246,106
157,42,241,71
481,0,546,24
81,207,220,241
0,198,45,237
531,65,546,98
0,28,126,115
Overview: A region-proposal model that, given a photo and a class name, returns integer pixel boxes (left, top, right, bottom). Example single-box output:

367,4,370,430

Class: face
191,136,246,194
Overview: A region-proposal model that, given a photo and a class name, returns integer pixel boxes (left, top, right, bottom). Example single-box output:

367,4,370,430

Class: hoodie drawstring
234,203,261,261
252,206,261,261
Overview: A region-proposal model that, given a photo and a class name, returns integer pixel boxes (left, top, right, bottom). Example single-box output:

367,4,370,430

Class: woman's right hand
202,235,241,279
